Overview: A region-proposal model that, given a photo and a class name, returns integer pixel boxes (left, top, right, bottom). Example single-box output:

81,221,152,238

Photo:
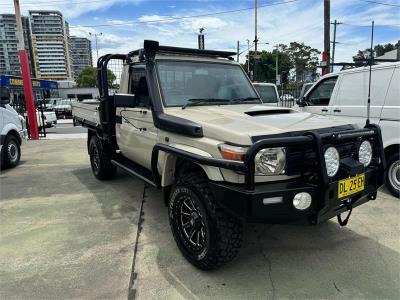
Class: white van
297,62,400,197
0,89,26,168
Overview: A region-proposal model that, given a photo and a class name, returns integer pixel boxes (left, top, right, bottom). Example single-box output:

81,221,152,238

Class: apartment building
0,14,34,76
29,10,72,80
69,36,92,80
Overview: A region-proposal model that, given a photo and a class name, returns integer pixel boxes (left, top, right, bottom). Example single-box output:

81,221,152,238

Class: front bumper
210,167,379,224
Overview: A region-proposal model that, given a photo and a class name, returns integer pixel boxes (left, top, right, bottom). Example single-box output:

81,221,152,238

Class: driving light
293,192,312,210
359,140,372,166
255,148,286,175
219,144,247,161
324,146,340,177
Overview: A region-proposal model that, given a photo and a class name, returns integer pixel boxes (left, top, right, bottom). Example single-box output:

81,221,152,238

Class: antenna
366,21,374,126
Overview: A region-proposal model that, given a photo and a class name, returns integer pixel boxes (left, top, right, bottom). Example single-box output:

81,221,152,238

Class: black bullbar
151,124,385,224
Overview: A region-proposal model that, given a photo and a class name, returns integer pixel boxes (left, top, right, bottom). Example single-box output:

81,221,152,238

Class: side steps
111,155,156,187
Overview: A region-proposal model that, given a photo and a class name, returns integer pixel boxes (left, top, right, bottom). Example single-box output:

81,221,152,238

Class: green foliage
354,40,399,61
76,66,117,88
243,42,321,83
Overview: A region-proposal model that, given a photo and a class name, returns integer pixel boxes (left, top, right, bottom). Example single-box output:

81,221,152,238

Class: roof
376,49,400,61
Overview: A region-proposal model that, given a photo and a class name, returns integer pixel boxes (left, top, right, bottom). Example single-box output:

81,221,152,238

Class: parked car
297,62,400,197
0,88,26,168
253,83,279,105
299,82,314,100
73,41,385,269
42,98,62,111
54,99,75,116
37,110,57,128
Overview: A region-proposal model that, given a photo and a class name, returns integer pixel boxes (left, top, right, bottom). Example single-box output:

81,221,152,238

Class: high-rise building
0,14,34,76
29,10,72,80
69,36,92,80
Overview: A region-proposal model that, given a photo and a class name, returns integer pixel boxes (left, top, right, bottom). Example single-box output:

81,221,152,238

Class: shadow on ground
135,187,400,300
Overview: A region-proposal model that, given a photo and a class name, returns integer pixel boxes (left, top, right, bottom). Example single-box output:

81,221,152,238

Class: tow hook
337,201,353,226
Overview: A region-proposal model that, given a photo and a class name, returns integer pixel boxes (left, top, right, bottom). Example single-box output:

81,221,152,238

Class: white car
1,90,26,168
253,83,279,105
37,110,57,128
297,62,400,197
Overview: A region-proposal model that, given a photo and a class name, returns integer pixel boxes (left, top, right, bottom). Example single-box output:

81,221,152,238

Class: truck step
111,155,156,187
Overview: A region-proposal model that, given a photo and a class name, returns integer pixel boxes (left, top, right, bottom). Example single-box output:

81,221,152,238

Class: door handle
333,109,341,113
321,108,328,112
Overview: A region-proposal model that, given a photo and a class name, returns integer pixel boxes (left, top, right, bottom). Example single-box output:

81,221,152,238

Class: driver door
116,67,158,169
302,76,338,116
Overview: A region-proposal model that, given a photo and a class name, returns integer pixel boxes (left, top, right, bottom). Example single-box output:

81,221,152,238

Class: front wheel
168,172,243,270
386,152,400,198
88,135,117,180
2,135,21,169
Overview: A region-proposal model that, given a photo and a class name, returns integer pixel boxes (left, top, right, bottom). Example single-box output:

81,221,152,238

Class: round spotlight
324,146,340,177
359,140,373,166
293,192,312,210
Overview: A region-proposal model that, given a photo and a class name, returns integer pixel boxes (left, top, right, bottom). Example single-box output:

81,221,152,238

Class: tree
243,46,292,82
76,66,116,88
285,42,320,82
353,40,400,61
242,42,320,83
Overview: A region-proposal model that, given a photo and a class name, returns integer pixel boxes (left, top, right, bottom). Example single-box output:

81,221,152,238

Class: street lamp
89,32,102,63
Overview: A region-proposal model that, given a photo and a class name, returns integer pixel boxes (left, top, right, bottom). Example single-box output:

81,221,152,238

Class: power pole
276,48,278,85
253,0,258,81
237,40,240,62
13,0,38,139
330,19,342,72
323,0,330,75
89,32,102,63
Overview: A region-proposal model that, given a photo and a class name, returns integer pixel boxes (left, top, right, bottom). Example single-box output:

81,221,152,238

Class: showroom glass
156,61,260,107
307,77,337,106
255,86,278,103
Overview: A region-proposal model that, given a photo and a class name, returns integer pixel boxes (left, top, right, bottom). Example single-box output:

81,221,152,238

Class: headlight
255,148,286,175
359,140,372,166
324,146,340,177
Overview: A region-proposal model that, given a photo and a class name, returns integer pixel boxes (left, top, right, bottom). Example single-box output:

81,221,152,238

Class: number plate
338,174,365,199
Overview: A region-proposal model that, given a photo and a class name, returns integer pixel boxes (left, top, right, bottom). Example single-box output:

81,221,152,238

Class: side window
129,68,150,108
306,77,337,106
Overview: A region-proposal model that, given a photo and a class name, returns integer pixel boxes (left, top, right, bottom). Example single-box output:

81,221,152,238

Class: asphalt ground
0,139,399,299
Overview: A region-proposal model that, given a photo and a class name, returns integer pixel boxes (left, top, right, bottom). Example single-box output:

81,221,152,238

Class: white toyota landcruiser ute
73,41,386,270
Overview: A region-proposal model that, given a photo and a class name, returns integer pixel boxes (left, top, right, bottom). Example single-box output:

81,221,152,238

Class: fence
9,95,47,138
277,84,305,108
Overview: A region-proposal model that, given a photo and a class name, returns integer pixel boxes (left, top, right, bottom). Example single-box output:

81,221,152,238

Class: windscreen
157,61,260,107
254,85,278,103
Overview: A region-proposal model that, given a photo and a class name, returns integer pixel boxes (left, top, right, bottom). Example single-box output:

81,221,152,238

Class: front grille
285,141,359,177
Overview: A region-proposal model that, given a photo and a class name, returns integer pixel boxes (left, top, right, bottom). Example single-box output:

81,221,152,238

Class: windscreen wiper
230,97,262,104
182,98,231,109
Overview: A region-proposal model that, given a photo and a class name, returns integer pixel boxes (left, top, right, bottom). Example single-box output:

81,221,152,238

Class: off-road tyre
1,135,21,169
88,135,117,180
386,152,400,198
168,172,243,270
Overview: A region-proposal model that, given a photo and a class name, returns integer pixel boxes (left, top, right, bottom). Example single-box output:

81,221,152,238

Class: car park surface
0,138,399,299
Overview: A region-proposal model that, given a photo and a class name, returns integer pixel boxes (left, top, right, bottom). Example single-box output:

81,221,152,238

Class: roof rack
127,40,236,62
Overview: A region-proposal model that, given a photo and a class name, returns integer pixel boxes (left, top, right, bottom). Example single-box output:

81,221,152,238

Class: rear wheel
2,135,21,169
88,135,117,180
386,152,400,198
168,172,243,270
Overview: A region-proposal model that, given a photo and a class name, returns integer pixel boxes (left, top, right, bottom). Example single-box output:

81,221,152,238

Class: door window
129,68,150,108
306,77,337,106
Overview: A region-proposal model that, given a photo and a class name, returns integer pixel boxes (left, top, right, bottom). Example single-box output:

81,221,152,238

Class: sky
2,0,400,68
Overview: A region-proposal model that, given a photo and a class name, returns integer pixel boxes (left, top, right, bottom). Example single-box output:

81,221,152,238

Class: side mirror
297,96,306,107
114,93,136,108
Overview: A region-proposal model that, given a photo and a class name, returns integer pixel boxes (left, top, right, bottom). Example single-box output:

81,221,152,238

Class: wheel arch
384,144,400,160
